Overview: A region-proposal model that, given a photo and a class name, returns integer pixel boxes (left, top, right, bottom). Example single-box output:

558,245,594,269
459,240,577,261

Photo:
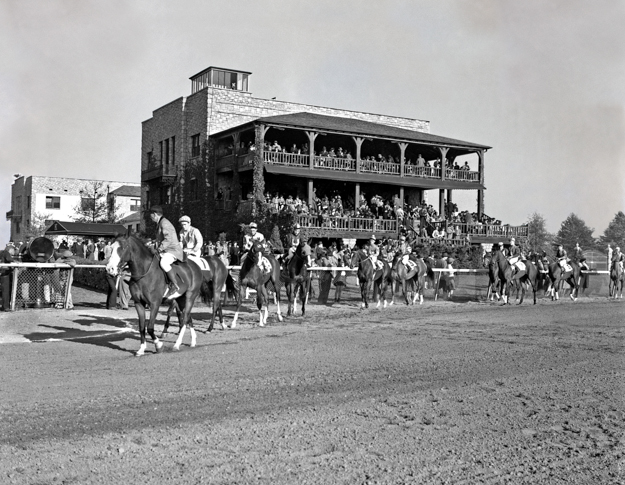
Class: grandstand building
141,66,527,243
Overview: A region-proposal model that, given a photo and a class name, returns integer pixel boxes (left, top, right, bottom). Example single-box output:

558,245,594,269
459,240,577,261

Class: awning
45,221,128,237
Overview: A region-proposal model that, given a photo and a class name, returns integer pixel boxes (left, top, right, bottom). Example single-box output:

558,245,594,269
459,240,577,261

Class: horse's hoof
570,294,575,301
172,345,180,351
135,350,144,357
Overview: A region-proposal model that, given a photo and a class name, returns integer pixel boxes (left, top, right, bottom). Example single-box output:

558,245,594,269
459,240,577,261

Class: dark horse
105,235,203,356
609,260,624,299
544,257,581,301
232,241,283,327
350,250,393,309
510,256,539,305
483,250,502,301
162,255,236,334
490,250,516,305
281,243,311,316
390,254,427,305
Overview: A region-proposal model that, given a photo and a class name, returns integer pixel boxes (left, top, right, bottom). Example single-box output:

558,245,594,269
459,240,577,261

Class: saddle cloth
560,262,572,273
187,254,211,272
375,260,384,271
403,257,417,273
516,261,526,272
259,255,273,274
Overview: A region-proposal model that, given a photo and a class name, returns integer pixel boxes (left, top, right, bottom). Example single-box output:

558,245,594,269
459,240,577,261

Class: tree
599,211,625,250
73,182,119,223
554,213,596,253
526,212,553,253
23,211,53,239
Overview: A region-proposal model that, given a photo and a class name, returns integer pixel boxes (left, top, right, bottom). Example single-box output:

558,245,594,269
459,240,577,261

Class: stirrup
166,284,182,300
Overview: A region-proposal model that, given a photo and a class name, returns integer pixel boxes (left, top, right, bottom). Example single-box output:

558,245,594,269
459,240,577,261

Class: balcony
294,214,399,239
141,164,177,184
262,151,481,184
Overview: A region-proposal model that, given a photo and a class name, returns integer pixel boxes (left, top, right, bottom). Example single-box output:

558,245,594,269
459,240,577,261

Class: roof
110,185,141,197
118,212,142,224
190,66,252,79
45,221,128,237
253,112,491,151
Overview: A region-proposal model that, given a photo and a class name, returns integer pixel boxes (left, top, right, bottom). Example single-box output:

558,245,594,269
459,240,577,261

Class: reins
128,253,157,282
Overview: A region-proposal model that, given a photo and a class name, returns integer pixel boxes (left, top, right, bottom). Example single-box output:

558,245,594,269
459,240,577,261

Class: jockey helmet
399,235,406,241
509,237,515,243
294,223,301,229
249,222,258,229
370,235,376,241
179,215,191,224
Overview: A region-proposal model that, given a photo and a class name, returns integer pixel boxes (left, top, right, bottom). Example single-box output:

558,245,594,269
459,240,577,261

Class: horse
232,240,283,327
161,255,236,335
390,254,427,305
609,260,624,298
545,258,581,301
483,251,502,301
105,235,204,356
490,250,515,305
350,249,393,309
509,257,539,305
281,243,311,316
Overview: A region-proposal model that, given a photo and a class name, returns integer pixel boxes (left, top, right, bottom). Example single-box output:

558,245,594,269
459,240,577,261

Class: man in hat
366,235,380,267
243,222,268,270
178,215,203,259
149,205,184,299
284,222,303,266
507,237,524,275
0,244,15,311
556,244,569,272
613,246,624,272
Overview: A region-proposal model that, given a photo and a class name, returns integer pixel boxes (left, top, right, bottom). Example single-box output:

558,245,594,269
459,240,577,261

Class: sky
1,0,624,246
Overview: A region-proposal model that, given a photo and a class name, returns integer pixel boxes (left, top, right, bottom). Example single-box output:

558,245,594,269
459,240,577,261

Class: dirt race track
0,284,624,484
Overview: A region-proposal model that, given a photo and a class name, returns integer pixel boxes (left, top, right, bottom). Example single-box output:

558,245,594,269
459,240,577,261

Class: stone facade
8,176,139,242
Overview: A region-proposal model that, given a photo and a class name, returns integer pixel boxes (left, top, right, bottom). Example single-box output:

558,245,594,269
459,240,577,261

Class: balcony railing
215,156,234,172
294,214,398,234
446,168,480,182
360,160,401,175
215,199,233,212
141,164,177,183
404,165,441,179
408,220,529,239
313,156,356,171
263,151,309,167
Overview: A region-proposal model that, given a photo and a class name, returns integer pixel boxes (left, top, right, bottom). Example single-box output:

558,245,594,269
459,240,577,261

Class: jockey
243,222,268,270
178,215,203,259
284,223,302,265
613,246,624,271
149,205,184,300
556,244,569,271
298,236,313,267
398,235,412,266
507,237,523,274
366,235,380,266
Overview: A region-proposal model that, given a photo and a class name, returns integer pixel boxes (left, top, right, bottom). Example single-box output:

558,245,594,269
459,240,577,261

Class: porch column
399,187,405,208
438,147,449,181
397,142,408,177
439,189,445,219
306,131,318,169
477,149,485,219
355,183,361,211
307,179,314,207
353,137,365,174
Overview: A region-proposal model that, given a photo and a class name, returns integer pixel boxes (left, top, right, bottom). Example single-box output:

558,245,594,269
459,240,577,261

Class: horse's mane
124,234,154,259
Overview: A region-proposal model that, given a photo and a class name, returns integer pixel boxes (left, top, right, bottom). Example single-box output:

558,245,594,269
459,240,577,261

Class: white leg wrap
190,328,197,347
174,326,185,350
136,343,146,357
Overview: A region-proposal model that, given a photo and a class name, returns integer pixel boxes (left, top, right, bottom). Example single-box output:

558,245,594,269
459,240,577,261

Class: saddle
187,254,211,272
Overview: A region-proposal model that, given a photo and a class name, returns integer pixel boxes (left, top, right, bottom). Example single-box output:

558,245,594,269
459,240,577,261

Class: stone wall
205,87,430,135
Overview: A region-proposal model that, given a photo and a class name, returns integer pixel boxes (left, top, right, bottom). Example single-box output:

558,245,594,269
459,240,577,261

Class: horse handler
149,205,184,300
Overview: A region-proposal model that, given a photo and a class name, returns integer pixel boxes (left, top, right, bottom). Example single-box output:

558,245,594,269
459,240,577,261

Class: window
147,151,153,166
26,195,30,209
160,186,171,205
15,196,22,213
164,139,170,166
191,134,201,157
171,136,175,164
130,199,141,211
159,142,163,165
46,196,61,210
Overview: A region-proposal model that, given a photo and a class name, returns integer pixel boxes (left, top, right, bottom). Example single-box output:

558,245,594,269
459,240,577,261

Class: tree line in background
526,211,625,255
